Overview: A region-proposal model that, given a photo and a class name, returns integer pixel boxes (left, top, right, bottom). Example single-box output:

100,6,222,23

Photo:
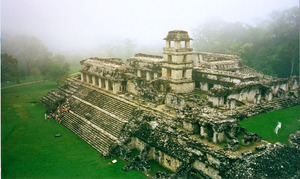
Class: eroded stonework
41,30,300,178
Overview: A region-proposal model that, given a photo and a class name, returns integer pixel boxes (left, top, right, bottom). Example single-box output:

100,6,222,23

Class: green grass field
239,105,300,144
1,82,146,178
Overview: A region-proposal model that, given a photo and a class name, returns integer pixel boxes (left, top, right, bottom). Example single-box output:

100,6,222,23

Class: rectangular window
180,41,185,48
170,41,174,47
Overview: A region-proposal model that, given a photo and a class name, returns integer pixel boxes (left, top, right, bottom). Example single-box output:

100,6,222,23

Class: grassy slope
239,105,300,144
1,82,145,179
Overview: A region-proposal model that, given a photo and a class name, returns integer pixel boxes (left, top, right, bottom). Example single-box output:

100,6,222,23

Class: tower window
180,41,185,48
170,41,174,47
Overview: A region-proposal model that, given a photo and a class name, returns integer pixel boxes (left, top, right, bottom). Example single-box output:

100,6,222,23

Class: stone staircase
57,82,79,97
40,82,80,110
61,111,114,154
57,83,138,155
68,96,126,138
40,90,65,111
72,87,136,121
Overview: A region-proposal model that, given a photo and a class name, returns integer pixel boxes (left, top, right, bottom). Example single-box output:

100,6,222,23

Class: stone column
81,73,84,82
226,100,230,109
185,41,190,48
105,80,109,91
230,100,236,109
213,131,218,143
137,70,142,77
86,74,90,84
98,78,102,88
166,40,170,48
174,41,180,49
146,71,151,81
92,76,96,86
113,82,121,94
200,82,208,91
200,126,207,138
218,97,224,107
266,92,273,101
217,132,225,143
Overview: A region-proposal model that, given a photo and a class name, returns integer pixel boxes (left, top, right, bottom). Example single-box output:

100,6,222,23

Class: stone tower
161,30,195,93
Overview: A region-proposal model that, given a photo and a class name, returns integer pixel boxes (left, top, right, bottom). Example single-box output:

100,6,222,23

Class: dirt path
1,80,44,89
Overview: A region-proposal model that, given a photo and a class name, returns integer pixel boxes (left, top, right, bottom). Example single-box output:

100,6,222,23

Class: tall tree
192,6,299,78
1,53,20,83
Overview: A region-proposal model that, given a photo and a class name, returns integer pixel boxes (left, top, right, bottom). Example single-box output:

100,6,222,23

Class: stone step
61,112,113,154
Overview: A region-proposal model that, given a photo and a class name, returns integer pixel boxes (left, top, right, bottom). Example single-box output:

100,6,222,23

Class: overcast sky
2,0,299,52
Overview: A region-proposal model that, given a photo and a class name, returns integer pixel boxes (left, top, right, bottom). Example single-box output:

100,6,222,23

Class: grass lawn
1,82,146,178
239,105,300,144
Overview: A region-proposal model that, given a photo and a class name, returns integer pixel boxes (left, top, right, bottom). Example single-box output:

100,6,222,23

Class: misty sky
2,0,299,52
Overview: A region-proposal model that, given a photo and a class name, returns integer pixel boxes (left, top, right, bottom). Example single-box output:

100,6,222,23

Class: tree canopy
2,34,70,84
1,53,20,83
192,7,299,78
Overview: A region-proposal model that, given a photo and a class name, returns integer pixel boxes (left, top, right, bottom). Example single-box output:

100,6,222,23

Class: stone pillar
174,41,180,49
166,40,170,48
266,92,273,101
86,74,90,84
113,82,121,94
185,41,190,48
230,100,236,109
200,126,207,138
98,78,102,88
213,130,225,143
146,71,151,81
218,97,224,107
215,131,225,143
81,73,84,82
92,76,96,86
105,80,109,91
137,70,142,77
200,82,208,91
257,95,261,104
213,131,218,143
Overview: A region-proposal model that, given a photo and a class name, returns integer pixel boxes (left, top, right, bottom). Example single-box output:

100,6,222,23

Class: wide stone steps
84,90,135,121
61,112,113,154
71,86,136,121
40,90,64,109
69,98,125,137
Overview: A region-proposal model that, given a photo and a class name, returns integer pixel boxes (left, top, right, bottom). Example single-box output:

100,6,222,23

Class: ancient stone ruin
41,30,300,178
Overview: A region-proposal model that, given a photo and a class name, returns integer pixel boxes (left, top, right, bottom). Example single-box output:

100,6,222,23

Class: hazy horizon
2,0,299,54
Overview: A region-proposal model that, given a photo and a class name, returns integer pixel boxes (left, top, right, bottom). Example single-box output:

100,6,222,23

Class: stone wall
165,93,187,109
170,82,195,93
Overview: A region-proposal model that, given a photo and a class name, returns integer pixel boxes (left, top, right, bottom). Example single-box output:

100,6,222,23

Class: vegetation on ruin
1,82,145,178
193,7,299,78
239,105,300,144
